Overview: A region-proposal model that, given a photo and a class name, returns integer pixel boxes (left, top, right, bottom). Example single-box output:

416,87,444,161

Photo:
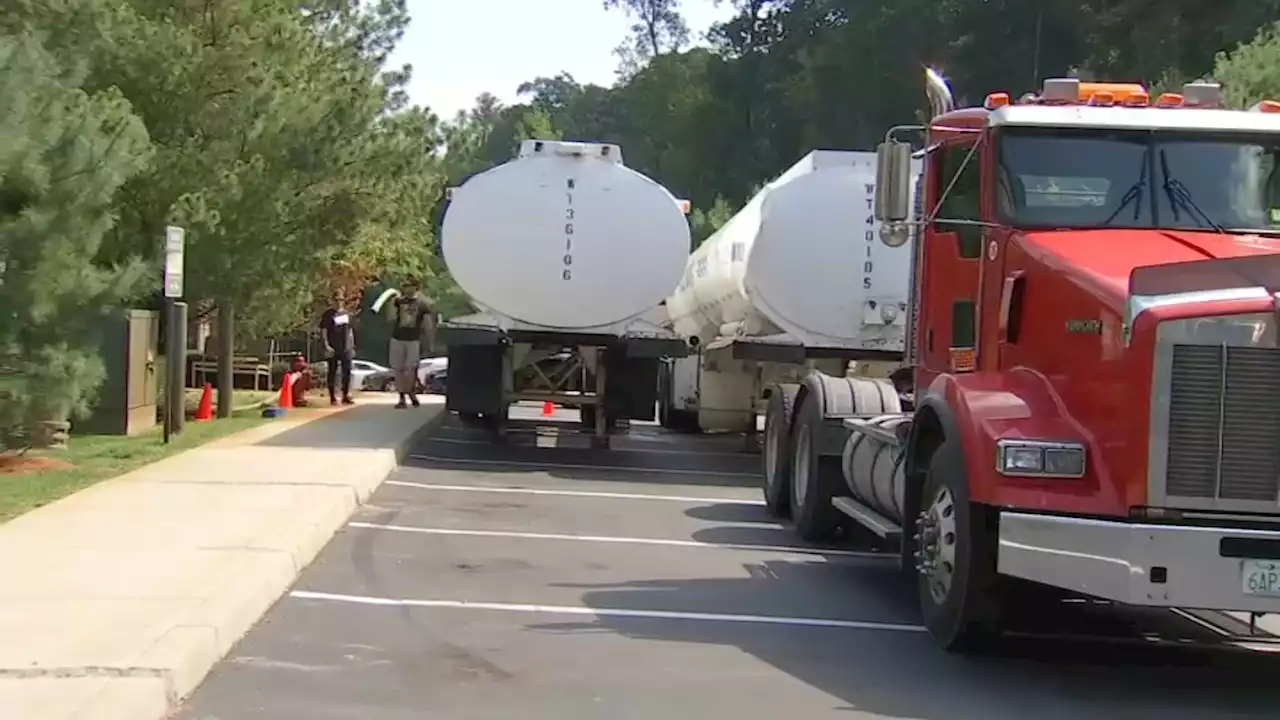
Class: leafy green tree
604,0,690,76
54,0,442,348
1214,21,1280,108
690,196,736,248
0,28,152,447
1077,0,1280,86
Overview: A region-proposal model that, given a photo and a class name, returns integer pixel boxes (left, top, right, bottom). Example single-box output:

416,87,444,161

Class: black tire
761,384,799,518
380,378,395,392
788,391,844,541
579,407,618,432
484,410,508,439
916,439,1004,652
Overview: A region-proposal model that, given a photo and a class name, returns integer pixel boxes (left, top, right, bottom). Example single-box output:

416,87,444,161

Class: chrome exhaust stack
925,67,955,119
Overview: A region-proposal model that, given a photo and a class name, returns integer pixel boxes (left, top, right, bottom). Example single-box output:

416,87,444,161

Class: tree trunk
217,299,235,418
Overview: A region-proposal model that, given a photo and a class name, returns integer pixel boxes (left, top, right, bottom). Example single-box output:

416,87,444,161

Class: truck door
916,141,984,388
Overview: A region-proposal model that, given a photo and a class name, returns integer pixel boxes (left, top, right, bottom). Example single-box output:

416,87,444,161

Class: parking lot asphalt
178,404,1280,720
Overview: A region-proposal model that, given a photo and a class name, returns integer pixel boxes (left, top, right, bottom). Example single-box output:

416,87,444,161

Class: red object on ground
289,356,311,407
193,383,214,421
278,371,295,409
541,401,554,416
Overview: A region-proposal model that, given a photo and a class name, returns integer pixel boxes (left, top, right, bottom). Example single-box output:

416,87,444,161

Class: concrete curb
149,406,453,714
398,404,450,464
5,402,451,720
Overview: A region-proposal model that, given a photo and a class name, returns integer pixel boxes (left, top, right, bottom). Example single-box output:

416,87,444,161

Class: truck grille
1166,344,1280,502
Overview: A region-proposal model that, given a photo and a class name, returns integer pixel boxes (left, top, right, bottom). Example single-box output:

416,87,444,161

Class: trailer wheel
579,407,618,432
916,439,1003,652
761,383,799,518
789,391,843,541
482,411,507,439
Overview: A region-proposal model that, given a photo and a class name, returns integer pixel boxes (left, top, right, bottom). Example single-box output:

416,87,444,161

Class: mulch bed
0,455,73,475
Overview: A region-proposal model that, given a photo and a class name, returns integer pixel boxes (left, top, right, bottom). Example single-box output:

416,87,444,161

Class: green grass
0,410,270,523
180,388,275,415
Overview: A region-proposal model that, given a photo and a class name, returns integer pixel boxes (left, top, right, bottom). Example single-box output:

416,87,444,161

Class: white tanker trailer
439,139,692,446
657,149,921,437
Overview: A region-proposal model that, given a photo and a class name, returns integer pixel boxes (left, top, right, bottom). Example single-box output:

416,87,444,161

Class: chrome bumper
997,511,1280,613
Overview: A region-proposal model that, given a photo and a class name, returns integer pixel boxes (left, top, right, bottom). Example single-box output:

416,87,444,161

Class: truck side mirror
874,141,913,247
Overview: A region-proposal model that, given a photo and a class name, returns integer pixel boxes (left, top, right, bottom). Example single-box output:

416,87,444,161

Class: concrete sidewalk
0,393,446,720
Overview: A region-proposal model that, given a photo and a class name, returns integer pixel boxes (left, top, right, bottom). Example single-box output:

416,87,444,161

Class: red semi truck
764,68,1280,651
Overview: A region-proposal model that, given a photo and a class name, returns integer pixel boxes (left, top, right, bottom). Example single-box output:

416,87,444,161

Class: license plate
1242,559,1280,596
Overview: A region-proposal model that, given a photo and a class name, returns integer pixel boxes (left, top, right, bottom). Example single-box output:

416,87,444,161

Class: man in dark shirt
319,292,357,406
388,278,433,409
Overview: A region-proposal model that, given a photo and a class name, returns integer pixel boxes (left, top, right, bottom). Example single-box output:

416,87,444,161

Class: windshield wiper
1101,144,1149,226
1160,149,1225,232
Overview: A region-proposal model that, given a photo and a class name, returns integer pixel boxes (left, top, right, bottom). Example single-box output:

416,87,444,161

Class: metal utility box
82,309,160,435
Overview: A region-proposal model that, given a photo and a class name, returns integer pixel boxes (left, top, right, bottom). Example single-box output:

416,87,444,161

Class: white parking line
406,453,756,478
1170,608,1280,646
384,479,767,506
345,521,888,559
425,435,752,458
1170,608,1235,637
288,590,926,633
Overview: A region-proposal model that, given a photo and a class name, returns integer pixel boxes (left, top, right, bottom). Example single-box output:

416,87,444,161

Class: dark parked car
424,369,447,394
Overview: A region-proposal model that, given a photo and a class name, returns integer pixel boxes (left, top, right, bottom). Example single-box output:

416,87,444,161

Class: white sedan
356,357,445,393
351,360,391,390
417,356,447,386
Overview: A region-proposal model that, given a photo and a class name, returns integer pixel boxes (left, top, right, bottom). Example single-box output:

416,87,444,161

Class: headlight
997,439,1086,478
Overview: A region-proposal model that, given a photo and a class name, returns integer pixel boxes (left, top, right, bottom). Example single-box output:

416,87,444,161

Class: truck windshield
997,127,1280,233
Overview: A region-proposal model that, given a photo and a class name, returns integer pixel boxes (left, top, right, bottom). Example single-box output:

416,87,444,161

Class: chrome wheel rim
918,485,958,605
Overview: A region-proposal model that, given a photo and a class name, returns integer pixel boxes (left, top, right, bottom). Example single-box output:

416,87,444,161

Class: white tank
442,139,691,331
665,150,921,351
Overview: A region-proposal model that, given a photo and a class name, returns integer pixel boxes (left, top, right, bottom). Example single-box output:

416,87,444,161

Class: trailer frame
442,313,689,449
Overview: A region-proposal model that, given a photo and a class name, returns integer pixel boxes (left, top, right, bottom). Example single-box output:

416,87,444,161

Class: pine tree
0,29,152,448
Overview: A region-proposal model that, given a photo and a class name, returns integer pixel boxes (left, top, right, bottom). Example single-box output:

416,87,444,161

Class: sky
385,0,736,121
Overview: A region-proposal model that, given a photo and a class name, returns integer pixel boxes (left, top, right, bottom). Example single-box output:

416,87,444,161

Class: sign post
163,226,186,443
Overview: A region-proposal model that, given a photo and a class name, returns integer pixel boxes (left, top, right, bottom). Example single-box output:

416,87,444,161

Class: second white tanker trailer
657,149,921,462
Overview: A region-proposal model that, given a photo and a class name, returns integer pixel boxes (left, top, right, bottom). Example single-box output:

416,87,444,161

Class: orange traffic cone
278,371,295,410
193,383,214,421
541,401,554,416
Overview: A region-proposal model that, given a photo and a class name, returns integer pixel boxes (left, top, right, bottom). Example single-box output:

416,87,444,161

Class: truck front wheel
916,438,1003,652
